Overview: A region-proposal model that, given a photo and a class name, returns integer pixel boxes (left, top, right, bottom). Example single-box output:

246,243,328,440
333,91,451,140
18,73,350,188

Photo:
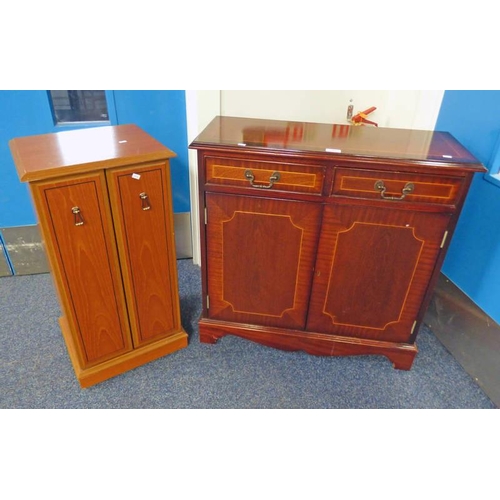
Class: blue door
0,90,190,275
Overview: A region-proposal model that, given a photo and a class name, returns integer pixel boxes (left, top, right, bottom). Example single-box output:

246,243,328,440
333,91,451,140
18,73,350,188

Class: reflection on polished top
191,116,485,170
10,124,175,182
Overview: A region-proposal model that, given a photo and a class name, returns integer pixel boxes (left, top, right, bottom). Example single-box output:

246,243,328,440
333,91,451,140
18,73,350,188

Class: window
48,90,109,124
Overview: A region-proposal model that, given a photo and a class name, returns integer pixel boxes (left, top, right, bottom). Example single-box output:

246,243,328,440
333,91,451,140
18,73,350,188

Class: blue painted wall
0,90,189,230
435,90,500,324
0,91,56,227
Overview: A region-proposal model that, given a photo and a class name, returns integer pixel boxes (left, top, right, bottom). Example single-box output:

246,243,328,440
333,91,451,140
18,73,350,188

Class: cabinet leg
387,350,417,370
199,330,220,344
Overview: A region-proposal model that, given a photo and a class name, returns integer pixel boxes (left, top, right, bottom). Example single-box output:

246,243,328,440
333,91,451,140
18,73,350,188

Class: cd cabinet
10,125,187,387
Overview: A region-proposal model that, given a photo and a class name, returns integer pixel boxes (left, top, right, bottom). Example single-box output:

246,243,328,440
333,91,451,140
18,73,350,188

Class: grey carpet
0,259,496,408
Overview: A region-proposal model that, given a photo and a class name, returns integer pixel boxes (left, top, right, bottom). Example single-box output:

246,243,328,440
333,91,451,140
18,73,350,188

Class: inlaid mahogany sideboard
10,125,188,387
190,116,486,369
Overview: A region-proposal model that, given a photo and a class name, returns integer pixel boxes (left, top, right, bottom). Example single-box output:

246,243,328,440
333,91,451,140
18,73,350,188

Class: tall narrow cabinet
10,125,187,387
190,116,486,369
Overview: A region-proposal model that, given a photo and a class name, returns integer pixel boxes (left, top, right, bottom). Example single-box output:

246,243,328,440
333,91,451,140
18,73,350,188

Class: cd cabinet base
60,317,188,388
198,319,418,370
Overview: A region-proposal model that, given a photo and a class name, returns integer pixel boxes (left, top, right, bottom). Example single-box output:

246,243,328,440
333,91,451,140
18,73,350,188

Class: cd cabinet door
106,163,183,348
32,172,133,367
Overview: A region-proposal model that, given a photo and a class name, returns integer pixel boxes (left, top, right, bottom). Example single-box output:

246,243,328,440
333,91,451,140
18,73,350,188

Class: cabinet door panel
306,204,451,342
107,164,179,346
43,175,131,364
206,193,322,329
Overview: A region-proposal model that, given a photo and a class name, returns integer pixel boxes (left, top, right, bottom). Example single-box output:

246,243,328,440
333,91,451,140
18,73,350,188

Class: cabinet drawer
332,168,463,205
206,157,325,194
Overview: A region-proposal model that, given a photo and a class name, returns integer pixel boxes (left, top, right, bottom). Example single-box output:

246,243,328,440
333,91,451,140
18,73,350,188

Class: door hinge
410,320,417,335
206,295,210,310
440,230,449,249
204,207,208,225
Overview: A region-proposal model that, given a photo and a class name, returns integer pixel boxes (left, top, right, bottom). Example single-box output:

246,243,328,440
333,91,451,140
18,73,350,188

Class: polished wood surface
206,156,325,194
191,116,484,169
32,172,133,365
11,125,187,387
206,193,322,329
10,124,175,182
106,163,180,346
198,319,418,370
59,316,188,388
191,116,486,369
332,168,463,205
306,204,451,343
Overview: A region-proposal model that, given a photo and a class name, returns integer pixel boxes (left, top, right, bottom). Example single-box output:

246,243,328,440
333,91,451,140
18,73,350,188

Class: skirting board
0,212,193,276
0,235,12,277
1,225,49,276
424,273,500,408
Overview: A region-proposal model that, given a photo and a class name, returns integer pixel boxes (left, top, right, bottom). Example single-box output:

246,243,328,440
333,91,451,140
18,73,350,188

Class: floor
2,261,497,406
424,273,500,408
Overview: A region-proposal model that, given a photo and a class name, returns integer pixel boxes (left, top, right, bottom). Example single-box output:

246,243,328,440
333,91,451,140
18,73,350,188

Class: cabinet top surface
190,116,485,171
10,124,175,182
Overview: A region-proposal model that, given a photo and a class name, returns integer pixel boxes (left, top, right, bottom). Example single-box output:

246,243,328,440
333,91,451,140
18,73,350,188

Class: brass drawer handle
139,192,151,210
374,180,414,200
71,206,84,226
244,169,280,189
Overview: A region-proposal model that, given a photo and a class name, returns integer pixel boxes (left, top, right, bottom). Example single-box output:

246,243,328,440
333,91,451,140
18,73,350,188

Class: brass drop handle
71,207,84,226
374,180,415,200
139,192,151,210
244,169,280,189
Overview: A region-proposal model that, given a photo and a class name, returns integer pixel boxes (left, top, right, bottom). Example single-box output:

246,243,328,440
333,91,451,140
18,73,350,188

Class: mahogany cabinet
190,116,486,369
10,125,187,387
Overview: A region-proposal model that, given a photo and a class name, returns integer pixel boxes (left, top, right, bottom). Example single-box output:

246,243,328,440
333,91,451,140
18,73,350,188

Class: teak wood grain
191,116,486,370
10,124,175,182
106,163,181,346
31,172,133,365
10,125,187,387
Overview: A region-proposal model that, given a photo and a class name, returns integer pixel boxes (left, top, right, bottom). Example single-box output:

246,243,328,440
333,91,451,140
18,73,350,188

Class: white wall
221,90,444,130
186,90,445,264
185,90,221,265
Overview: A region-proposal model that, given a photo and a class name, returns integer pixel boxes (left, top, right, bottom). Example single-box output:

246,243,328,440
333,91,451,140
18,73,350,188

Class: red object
332,124,350,138
351,106,378,127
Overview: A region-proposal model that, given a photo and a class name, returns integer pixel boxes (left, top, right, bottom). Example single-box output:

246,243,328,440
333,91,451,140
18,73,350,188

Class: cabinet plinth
10,124,187,387
190,116,486,370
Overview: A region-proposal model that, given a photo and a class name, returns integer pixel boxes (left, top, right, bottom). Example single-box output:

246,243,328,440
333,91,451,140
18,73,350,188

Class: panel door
106,163,181,347
306,203,451,343
205,193,322,329
38,173,132,365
